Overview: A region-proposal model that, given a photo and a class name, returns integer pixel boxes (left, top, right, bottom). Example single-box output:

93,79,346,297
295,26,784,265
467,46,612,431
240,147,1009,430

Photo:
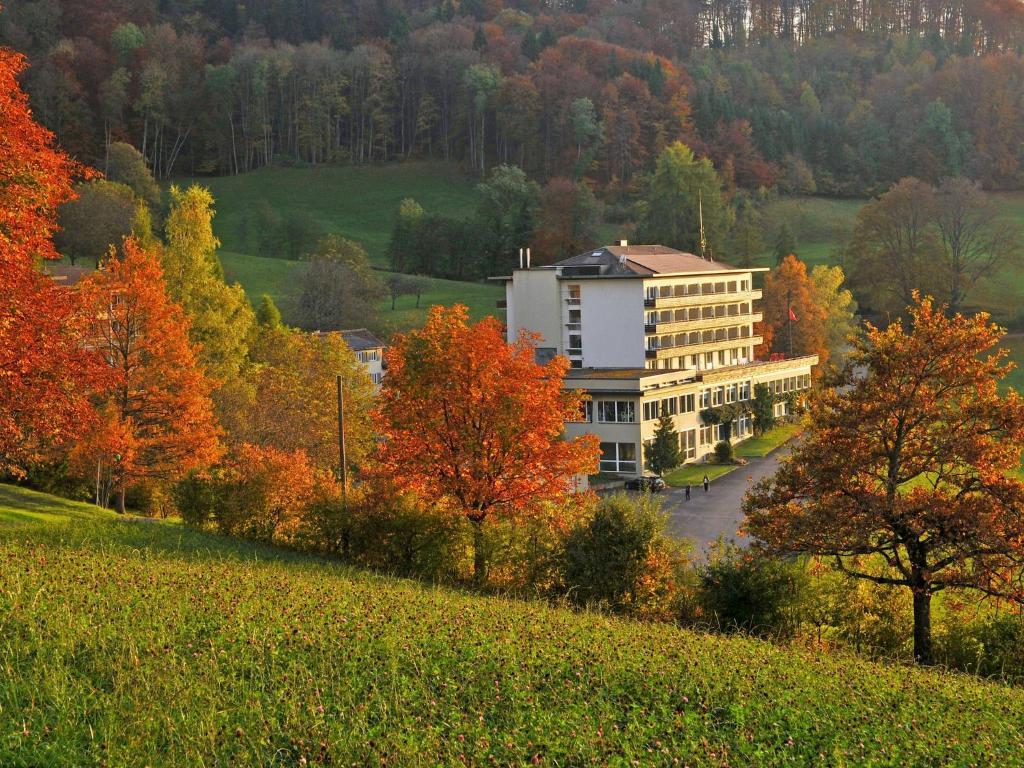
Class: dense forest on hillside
3,0,1024,196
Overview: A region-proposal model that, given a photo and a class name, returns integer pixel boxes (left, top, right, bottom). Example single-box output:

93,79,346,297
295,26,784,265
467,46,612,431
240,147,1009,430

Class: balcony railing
644,323,657,333
566,322,581,331
565,297,581,305
567,348,583,356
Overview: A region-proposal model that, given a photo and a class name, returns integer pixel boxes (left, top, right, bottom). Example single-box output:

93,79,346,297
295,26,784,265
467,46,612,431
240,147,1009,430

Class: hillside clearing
216,250,502,334
2,483,1023,766
177,162,481,267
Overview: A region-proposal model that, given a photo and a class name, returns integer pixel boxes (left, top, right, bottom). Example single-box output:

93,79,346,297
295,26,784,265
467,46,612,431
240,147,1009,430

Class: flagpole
787,287,794,357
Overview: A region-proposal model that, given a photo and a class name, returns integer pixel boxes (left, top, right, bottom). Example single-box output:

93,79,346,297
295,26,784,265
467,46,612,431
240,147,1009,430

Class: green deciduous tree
636,142,732,257
163,184,255,395
54,180,137,266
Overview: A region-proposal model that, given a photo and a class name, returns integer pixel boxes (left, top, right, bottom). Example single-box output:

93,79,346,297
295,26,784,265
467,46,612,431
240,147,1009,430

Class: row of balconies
644,288,762,309
645,334,762,360
644,311,762,336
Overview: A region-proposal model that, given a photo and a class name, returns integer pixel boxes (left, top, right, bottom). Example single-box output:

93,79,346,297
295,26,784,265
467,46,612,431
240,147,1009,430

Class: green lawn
3,482,1024,766
734,423,801,458
663,462,738,486
174,162,503,333
1001,335,1024,394
179,161,481,266
216,250,503,335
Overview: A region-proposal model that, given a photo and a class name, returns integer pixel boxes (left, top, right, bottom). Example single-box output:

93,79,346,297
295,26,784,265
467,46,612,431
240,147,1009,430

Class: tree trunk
912,590,933,664
115,487,127,515
471,518,486,587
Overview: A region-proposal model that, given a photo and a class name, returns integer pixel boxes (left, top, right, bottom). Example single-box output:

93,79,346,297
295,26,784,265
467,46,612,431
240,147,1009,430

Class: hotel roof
555,244,735,276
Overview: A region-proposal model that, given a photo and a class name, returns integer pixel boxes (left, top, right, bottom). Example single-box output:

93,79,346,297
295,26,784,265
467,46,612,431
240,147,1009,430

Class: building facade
339,328,385,390
494,243,817,476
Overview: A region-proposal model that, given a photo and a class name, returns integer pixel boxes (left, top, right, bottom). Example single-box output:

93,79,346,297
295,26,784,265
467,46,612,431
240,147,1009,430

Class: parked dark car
624,475,666,493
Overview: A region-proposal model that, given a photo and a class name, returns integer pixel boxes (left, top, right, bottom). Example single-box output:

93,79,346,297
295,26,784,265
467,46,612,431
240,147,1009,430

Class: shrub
935,612,1024,683
178,444,338,546
698,540,808,637
341,485,466,581
173,471,223,528
562,493,690,621
714,440,733,463
484,498,591,595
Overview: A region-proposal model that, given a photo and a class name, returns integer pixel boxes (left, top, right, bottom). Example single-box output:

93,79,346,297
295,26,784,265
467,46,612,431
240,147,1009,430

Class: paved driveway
659,449,786,556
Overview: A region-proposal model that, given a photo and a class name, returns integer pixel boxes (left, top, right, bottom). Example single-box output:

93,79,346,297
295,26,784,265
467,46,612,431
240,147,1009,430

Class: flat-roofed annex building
492,243,818,475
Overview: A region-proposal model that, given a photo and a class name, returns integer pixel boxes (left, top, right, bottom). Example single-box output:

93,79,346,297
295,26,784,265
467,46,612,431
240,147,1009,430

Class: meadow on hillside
176,162,504,332
3,482,1024,767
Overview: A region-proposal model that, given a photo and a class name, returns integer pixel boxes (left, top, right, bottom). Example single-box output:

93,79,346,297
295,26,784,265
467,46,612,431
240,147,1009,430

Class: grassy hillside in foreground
3,483,1023,766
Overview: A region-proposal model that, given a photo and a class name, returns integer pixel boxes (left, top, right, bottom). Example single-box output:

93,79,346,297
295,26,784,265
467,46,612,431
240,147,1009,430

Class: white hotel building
493,243,817,477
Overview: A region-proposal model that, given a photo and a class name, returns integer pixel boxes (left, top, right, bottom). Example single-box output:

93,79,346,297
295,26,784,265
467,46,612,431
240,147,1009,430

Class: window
568,334,582,354
370,372,383,385
567,400,592,423
681,393,695,413
680,429,697,460
535,347,556,365
712,386,724,406
357,350,379,363
567,285,581,304
600,442,637,473
700,424,720,445
597,400,636,423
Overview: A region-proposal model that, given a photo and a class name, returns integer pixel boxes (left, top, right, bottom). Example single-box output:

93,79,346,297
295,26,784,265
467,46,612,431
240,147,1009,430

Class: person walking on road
703,474,710,493
684,484,691,501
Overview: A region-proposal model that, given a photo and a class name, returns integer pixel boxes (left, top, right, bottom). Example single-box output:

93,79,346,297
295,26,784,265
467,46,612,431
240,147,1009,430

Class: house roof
339,328,385,352
554,245,737,277
45,264,92,286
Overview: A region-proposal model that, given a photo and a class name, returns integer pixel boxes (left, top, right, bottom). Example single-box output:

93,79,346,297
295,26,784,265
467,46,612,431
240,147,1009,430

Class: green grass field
177,162,502,333
216,250,502,334
179,162,481,266
734,423,801,458
3,482,1024,766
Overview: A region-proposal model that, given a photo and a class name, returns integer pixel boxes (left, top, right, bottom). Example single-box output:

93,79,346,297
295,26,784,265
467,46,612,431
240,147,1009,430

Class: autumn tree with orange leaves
373,305,599,584
0,47,105,472
743,295,1024,664
756,254,828,365
74,239,222,512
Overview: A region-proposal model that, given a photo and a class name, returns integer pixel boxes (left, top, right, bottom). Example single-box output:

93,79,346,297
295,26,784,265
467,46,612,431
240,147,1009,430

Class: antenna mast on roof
698,190,708,260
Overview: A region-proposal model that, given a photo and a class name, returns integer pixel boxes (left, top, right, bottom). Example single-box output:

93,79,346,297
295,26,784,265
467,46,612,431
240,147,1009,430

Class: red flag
788,305,798,322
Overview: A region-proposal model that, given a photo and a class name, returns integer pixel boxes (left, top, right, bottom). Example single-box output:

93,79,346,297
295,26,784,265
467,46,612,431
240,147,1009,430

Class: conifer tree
646,406,681,476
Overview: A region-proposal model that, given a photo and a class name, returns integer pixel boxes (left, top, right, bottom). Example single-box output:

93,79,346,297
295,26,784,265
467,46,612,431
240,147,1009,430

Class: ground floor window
600,442,637,473
699,424,721,445
680,428,697,460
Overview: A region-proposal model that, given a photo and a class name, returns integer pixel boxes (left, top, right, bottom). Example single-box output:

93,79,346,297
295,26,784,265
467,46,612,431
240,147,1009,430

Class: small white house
339,328,385,390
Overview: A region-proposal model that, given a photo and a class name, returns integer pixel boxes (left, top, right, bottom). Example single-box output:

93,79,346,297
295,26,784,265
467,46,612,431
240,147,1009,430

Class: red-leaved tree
0,47,104,472
373,305,599,583
74,238,222,512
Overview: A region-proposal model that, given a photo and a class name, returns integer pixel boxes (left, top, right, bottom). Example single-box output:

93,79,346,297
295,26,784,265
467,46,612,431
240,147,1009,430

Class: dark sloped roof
555,245,733,276
45,264,93,286
339,328,385,351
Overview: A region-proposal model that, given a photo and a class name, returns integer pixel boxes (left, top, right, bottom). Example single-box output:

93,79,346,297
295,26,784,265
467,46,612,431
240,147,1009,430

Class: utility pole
336,374,347,505
787,287,794,357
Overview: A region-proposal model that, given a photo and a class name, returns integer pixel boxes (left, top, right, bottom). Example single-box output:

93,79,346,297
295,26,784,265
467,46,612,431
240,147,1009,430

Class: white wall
506,269,563,351
580,280,645,368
